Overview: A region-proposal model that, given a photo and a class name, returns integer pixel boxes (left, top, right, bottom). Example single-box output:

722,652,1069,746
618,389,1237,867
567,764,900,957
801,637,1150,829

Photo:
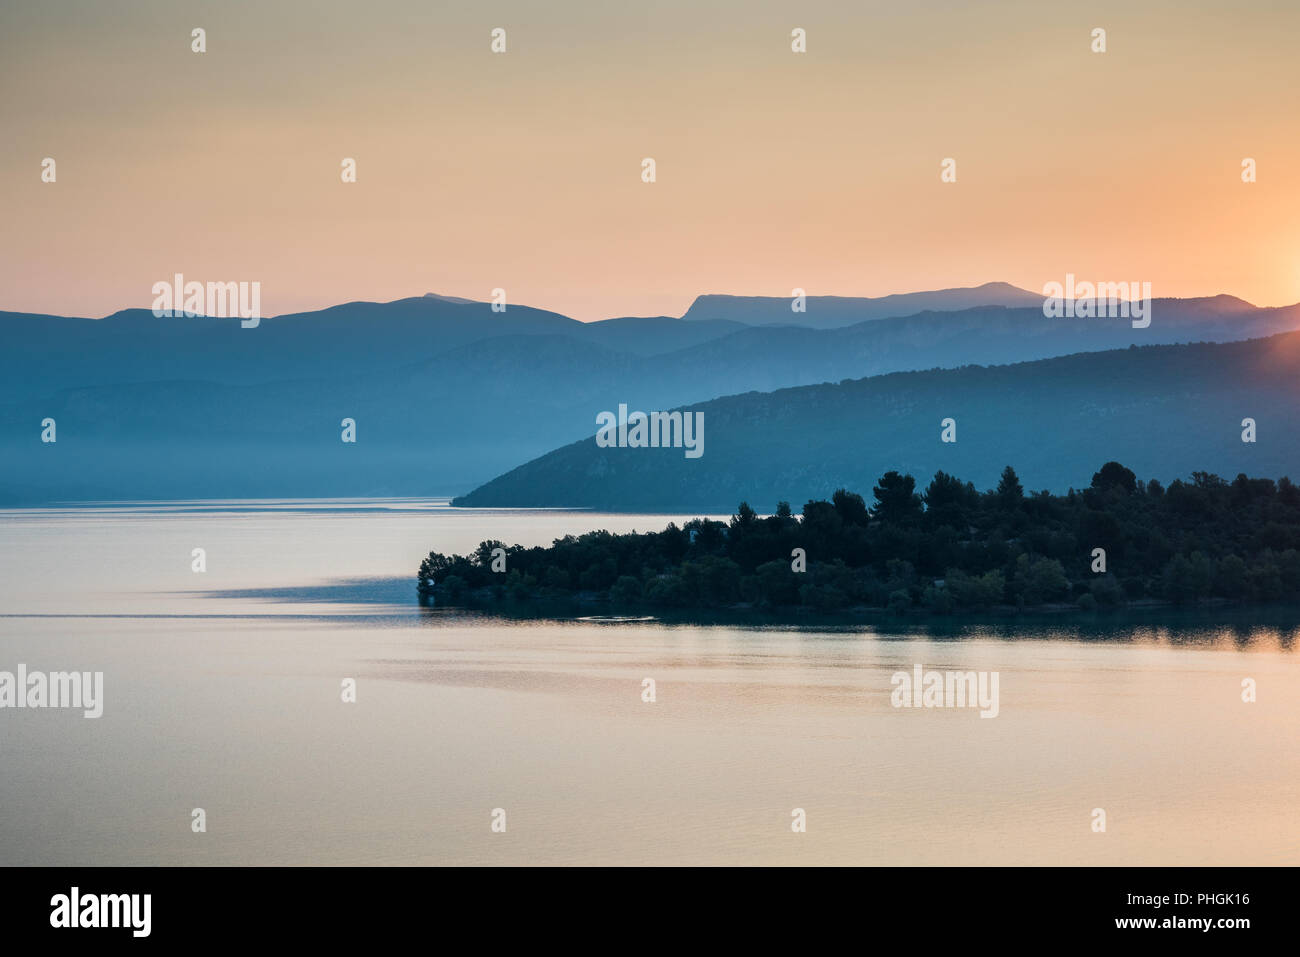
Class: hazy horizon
6,280,1296,323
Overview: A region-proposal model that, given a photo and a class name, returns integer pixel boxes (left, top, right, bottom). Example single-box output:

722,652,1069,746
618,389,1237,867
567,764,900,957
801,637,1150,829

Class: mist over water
1,502,1296,865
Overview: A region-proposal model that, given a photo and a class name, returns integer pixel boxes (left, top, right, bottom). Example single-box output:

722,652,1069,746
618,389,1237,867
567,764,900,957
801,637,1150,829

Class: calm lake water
1,500,1297,866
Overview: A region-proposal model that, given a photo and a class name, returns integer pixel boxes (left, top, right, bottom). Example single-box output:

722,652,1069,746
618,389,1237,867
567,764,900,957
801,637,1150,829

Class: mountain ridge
453,332,1300,511
5,285,1300,505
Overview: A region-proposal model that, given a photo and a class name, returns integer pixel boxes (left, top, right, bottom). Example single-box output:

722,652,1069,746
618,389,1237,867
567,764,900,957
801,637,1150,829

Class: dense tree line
417,463,1300,613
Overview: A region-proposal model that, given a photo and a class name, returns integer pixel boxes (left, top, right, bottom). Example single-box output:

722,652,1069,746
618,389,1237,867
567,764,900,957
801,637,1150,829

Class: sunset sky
3,0,1299,321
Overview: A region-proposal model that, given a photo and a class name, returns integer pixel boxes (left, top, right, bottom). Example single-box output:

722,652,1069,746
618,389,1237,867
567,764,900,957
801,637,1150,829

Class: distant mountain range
681,281,1047,327
454,332,1300,512
3,284,1298,505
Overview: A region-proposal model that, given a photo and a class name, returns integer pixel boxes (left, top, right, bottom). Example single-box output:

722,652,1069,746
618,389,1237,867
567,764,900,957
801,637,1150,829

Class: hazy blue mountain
681,281,1045,327
653,296,1298,395
0,334,643,503
4,289,1299,505
579,316,749,356
0,294,756,400
453,332,1300,512
0,296,570,396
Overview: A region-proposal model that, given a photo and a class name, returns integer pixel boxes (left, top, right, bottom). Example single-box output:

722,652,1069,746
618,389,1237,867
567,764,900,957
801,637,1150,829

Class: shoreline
418,591,1300,634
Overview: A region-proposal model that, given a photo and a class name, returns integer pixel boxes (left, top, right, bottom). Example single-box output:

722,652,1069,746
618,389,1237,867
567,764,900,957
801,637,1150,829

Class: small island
417,463,1300,615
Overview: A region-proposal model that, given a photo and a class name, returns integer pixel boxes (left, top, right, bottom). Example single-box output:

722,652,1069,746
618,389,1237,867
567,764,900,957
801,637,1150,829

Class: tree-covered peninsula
418,463,1300,614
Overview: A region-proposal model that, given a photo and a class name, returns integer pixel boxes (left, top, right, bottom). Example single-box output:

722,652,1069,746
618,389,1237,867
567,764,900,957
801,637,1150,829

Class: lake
1,500,1297,865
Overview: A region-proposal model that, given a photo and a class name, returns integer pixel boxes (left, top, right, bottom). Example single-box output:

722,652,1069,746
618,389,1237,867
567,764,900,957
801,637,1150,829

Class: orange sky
3,0,1299,321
